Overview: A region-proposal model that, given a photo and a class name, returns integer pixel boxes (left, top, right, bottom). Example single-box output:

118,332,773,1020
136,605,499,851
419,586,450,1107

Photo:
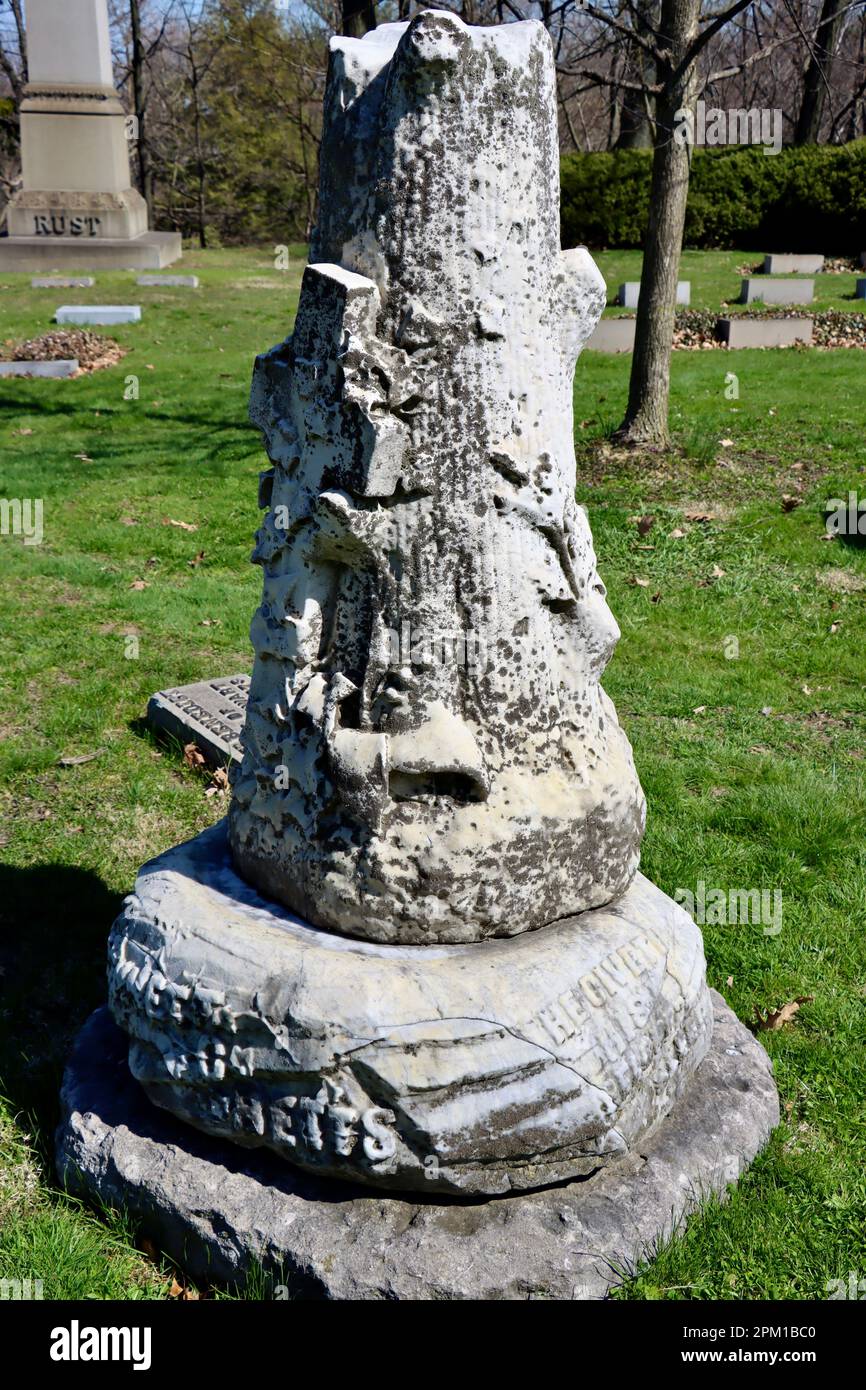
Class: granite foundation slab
762,254,824,275
56,304,141,325
31,275,94,288
617,281,689,308
715,317,813,348
146,675,249,765
137,275,199,288
585,318,636,352
740,278,814,305
56,993,778,1299
0,358,78,377
0,232,182,272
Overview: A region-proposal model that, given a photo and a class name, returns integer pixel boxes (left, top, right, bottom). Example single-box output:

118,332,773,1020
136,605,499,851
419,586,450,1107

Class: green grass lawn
1,246,865,1300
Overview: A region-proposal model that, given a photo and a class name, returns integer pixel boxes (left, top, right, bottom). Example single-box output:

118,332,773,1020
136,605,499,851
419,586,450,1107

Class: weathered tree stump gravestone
57,14,778,1298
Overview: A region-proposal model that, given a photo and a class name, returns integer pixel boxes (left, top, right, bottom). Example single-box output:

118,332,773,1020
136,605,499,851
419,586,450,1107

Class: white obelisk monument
0,0,181,269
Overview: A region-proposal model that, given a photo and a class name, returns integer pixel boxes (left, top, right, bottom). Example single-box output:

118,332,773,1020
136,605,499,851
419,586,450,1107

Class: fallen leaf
829,621,842,634
183,743,207,772
693,705,707,714
637,514,655,537
74,452,93,462
669,527,686,539
711,564,726,579
210,767,229,790
719,438,734,448
120,516,138,526
13,427,33,436
629,575,650,588
651,591,662,604
129,579,149,590
754,996,813,1032
726,975,734,987
188,549,206,568
684,510,717,523
761,706,773,717
162,517,198,532
781,494,802,512
801,684,812,695
58,751,104,767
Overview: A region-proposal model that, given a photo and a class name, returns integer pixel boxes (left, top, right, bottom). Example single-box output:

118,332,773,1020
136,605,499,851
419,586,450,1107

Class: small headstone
147,675,250,766
740,278,814,305
136,274,200,288
855,278,866,300
617,280,690,308
55,304,141,325
715,317,813,348
585,318,636,352
0,358,79,377
762,254,824,275
32,276,95,288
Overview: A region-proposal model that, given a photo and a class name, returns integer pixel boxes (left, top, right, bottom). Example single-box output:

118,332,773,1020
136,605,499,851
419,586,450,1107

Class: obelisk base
0,231,182,272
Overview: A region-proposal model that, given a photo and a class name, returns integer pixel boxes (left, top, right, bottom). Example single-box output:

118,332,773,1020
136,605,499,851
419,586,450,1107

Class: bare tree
795,0,847,142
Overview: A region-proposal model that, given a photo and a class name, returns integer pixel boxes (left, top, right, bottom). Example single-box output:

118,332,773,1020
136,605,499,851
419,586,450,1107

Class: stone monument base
0,230,182,272
106,823,719,1196
56,997,778,1299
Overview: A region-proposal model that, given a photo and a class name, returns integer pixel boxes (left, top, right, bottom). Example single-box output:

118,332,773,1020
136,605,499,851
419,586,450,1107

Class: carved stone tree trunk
229,13,646,945
106,15,726,1201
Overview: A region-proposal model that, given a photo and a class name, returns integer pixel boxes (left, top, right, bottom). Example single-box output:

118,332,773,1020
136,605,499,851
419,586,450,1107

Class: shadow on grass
0,861,122,1162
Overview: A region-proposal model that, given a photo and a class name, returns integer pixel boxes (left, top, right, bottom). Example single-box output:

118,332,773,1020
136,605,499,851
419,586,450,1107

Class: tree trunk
795,0,846,145
616,0,700,448
129,0,153,219
615,0,658,150
341,1,377,39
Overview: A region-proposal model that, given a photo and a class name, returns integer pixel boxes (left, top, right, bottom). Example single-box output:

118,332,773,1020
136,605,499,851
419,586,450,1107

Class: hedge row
560,141,866,252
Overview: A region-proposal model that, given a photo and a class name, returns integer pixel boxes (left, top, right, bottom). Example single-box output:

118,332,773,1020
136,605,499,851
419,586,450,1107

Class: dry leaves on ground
1,329,126,374
57,751,103,767
754,996,813,1032
183,743,207,772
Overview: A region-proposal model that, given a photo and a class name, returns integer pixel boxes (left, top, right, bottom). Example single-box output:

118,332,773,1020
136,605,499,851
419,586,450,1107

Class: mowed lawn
0,246,864,1299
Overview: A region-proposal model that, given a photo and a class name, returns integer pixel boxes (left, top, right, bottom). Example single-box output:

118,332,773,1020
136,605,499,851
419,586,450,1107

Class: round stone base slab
56,995,778,1300
107,822,714,1195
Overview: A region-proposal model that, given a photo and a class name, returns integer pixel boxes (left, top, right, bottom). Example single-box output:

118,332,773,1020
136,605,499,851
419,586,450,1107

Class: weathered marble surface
229,13,645,945
58,995,779,1299
109,822,713,1197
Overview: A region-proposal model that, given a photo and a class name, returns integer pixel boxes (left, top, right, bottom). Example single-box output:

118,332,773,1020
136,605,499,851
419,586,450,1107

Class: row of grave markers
0,275,200,375
591,250,866,351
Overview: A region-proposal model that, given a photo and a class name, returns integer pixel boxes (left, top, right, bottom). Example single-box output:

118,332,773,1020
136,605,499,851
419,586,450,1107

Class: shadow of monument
0,860,122,1159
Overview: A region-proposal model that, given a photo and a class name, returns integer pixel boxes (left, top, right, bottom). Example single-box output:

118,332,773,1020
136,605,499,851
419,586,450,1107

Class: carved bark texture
229,14,646,944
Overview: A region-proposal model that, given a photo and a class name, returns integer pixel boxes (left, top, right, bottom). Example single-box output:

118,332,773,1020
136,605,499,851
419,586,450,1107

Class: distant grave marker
147,675,250,766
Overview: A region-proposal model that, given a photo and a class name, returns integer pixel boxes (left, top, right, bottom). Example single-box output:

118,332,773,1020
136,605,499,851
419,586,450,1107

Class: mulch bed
1,329,127,374
672,308,866,351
